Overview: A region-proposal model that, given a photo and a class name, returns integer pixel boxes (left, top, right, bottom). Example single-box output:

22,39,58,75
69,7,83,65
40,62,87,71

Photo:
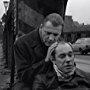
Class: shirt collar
53,64,76,79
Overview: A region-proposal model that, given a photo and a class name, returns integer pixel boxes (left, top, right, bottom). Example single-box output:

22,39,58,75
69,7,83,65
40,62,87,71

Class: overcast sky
0,0,5,19
66,0,90,24
0,0,90,24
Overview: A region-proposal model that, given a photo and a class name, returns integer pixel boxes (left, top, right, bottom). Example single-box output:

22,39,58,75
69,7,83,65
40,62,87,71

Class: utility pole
3,0,10,68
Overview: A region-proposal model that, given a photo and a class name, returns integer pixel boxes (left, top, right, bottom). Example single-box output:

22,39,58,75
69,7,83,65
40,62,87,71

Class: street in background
72,37,90,55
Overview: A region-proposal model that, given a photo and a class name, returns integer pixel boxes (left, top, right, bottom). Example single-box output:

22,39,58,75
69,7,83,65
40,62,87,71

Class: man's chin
63,67,74,74
45,42,52,46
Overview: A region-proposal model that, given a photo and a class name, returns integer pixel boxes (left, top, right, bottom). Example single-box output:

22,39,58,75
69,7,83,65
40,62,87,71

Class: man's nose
65,55,71,62
49,34,54,41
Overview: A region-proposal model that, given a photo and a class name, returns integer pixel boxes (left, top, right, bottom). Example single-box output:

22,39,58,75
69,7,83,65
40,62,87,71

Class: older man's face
54,43,75,74
40,21,62,46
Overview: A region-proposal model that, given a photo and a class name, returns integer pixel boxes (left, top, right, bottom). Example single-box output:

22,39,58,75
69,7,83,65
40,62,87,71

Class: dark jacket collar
75,68,85,78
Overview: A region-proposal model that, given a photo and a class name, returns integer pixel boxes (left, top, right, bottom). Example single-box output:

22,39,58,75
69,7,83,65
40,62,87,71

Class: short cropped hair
41,13,64,27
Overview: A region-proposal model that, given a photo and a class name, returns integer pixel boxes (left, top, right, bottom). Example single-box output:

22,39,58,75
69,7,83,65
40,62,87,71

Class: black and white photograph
0,0,90,90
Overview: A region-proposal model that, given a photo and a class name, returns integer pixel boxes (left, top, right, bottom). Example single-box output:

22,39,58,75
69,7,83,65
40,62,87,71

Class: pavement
75,56,90,73
0,43,10,90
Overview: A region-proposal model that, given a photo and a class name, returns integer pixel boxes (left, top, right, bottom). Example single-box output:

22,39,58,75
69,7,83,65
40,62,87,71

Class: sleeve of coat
33,75,46,90
14,38,46,84
14,38,32,82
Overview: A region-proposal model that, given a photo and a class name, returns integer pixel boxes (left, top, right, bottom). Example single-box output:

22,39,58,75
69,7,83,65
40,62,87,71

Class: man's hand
45,42,58,62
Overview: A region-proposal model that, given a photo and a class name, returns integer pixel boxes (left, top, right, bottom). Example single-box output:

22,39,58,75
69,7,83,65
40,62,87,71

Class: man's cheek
56,60,62,66
43,36,48,41
55,36,60,41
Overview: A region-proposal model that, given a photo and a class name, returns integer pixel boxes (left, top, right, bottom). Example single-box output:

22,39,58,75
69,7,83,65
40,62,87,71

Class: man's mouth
65,65,73,69
45,41,54,45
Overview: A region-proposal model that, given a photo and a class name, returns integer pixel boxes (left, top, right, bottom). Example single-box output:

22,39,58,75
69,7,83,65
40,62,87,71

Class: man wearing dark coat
13,13,64,90
33,41,90,90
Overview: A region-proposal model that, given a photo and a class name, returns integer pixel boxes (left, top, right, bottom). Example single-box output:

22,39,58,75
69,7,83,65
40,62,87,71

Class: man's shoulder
76,68,90,80
15,30,39,45
20,29,38,40
35,74,46,83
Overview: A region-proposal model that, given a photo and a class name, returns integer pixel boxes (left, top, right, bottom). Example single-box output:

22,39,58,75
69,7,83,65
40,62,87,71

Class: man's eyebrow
44,30,59,34
58,53,66,56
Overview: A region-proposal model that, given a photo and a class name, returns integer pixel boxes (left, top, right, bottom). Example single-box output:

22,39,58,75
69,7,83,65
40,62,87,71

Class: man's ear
50,55,54,61
39,27,43,41
50,50,55,61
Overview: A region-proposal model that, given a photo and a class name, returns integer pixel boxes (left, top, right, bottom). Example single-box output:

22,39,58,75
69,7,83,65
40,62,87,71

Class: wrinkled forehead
43,21,62,33
56,43,73,54
45,21,62,29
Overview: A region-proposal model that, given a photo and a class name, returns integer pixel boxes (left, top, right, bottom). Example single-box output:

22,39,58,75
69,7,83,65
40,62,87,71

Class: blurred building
63,15,90,43
18,0,68,34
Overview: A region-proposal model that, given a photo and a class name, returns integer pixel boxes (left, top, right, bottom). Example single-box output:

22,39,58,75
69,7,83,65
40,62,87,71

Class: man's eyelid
68,51,73,54
45,31,58,36
59,53,66,57
43,28,59,34
47,32,51,34
44,30,51,34
60,53,66,55
54,33,58,36
44,31,49,34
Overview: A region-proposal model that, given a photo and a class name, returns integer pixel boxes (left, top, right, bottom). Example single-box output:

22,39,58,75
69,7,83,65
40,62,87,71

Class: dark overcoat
33,63,90,90
13,29,48,89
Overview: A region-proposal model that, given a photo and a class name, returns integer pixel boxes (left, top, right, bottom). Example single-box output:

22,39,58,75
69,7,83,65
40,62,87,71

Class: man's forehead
44,21,62,30
56,43,73,53
45,21,52,27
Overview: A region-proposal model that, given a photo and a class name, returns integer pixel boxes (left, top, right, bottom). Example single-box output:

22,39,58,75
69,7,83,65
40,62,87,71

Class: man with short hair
13,13,64,90
33,41,90,90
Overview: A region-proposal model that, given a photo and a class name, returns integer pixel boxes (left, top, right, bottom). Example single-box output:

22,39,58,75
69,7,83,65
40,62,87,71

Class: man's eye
54,34,58,36
68,52,73,57
59,54,66,59
46,32,51,35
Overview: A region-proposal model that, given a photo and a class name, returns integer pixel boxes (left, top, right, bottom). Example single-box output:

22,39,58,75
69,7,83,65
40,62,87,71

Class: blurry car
72,38,90,54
